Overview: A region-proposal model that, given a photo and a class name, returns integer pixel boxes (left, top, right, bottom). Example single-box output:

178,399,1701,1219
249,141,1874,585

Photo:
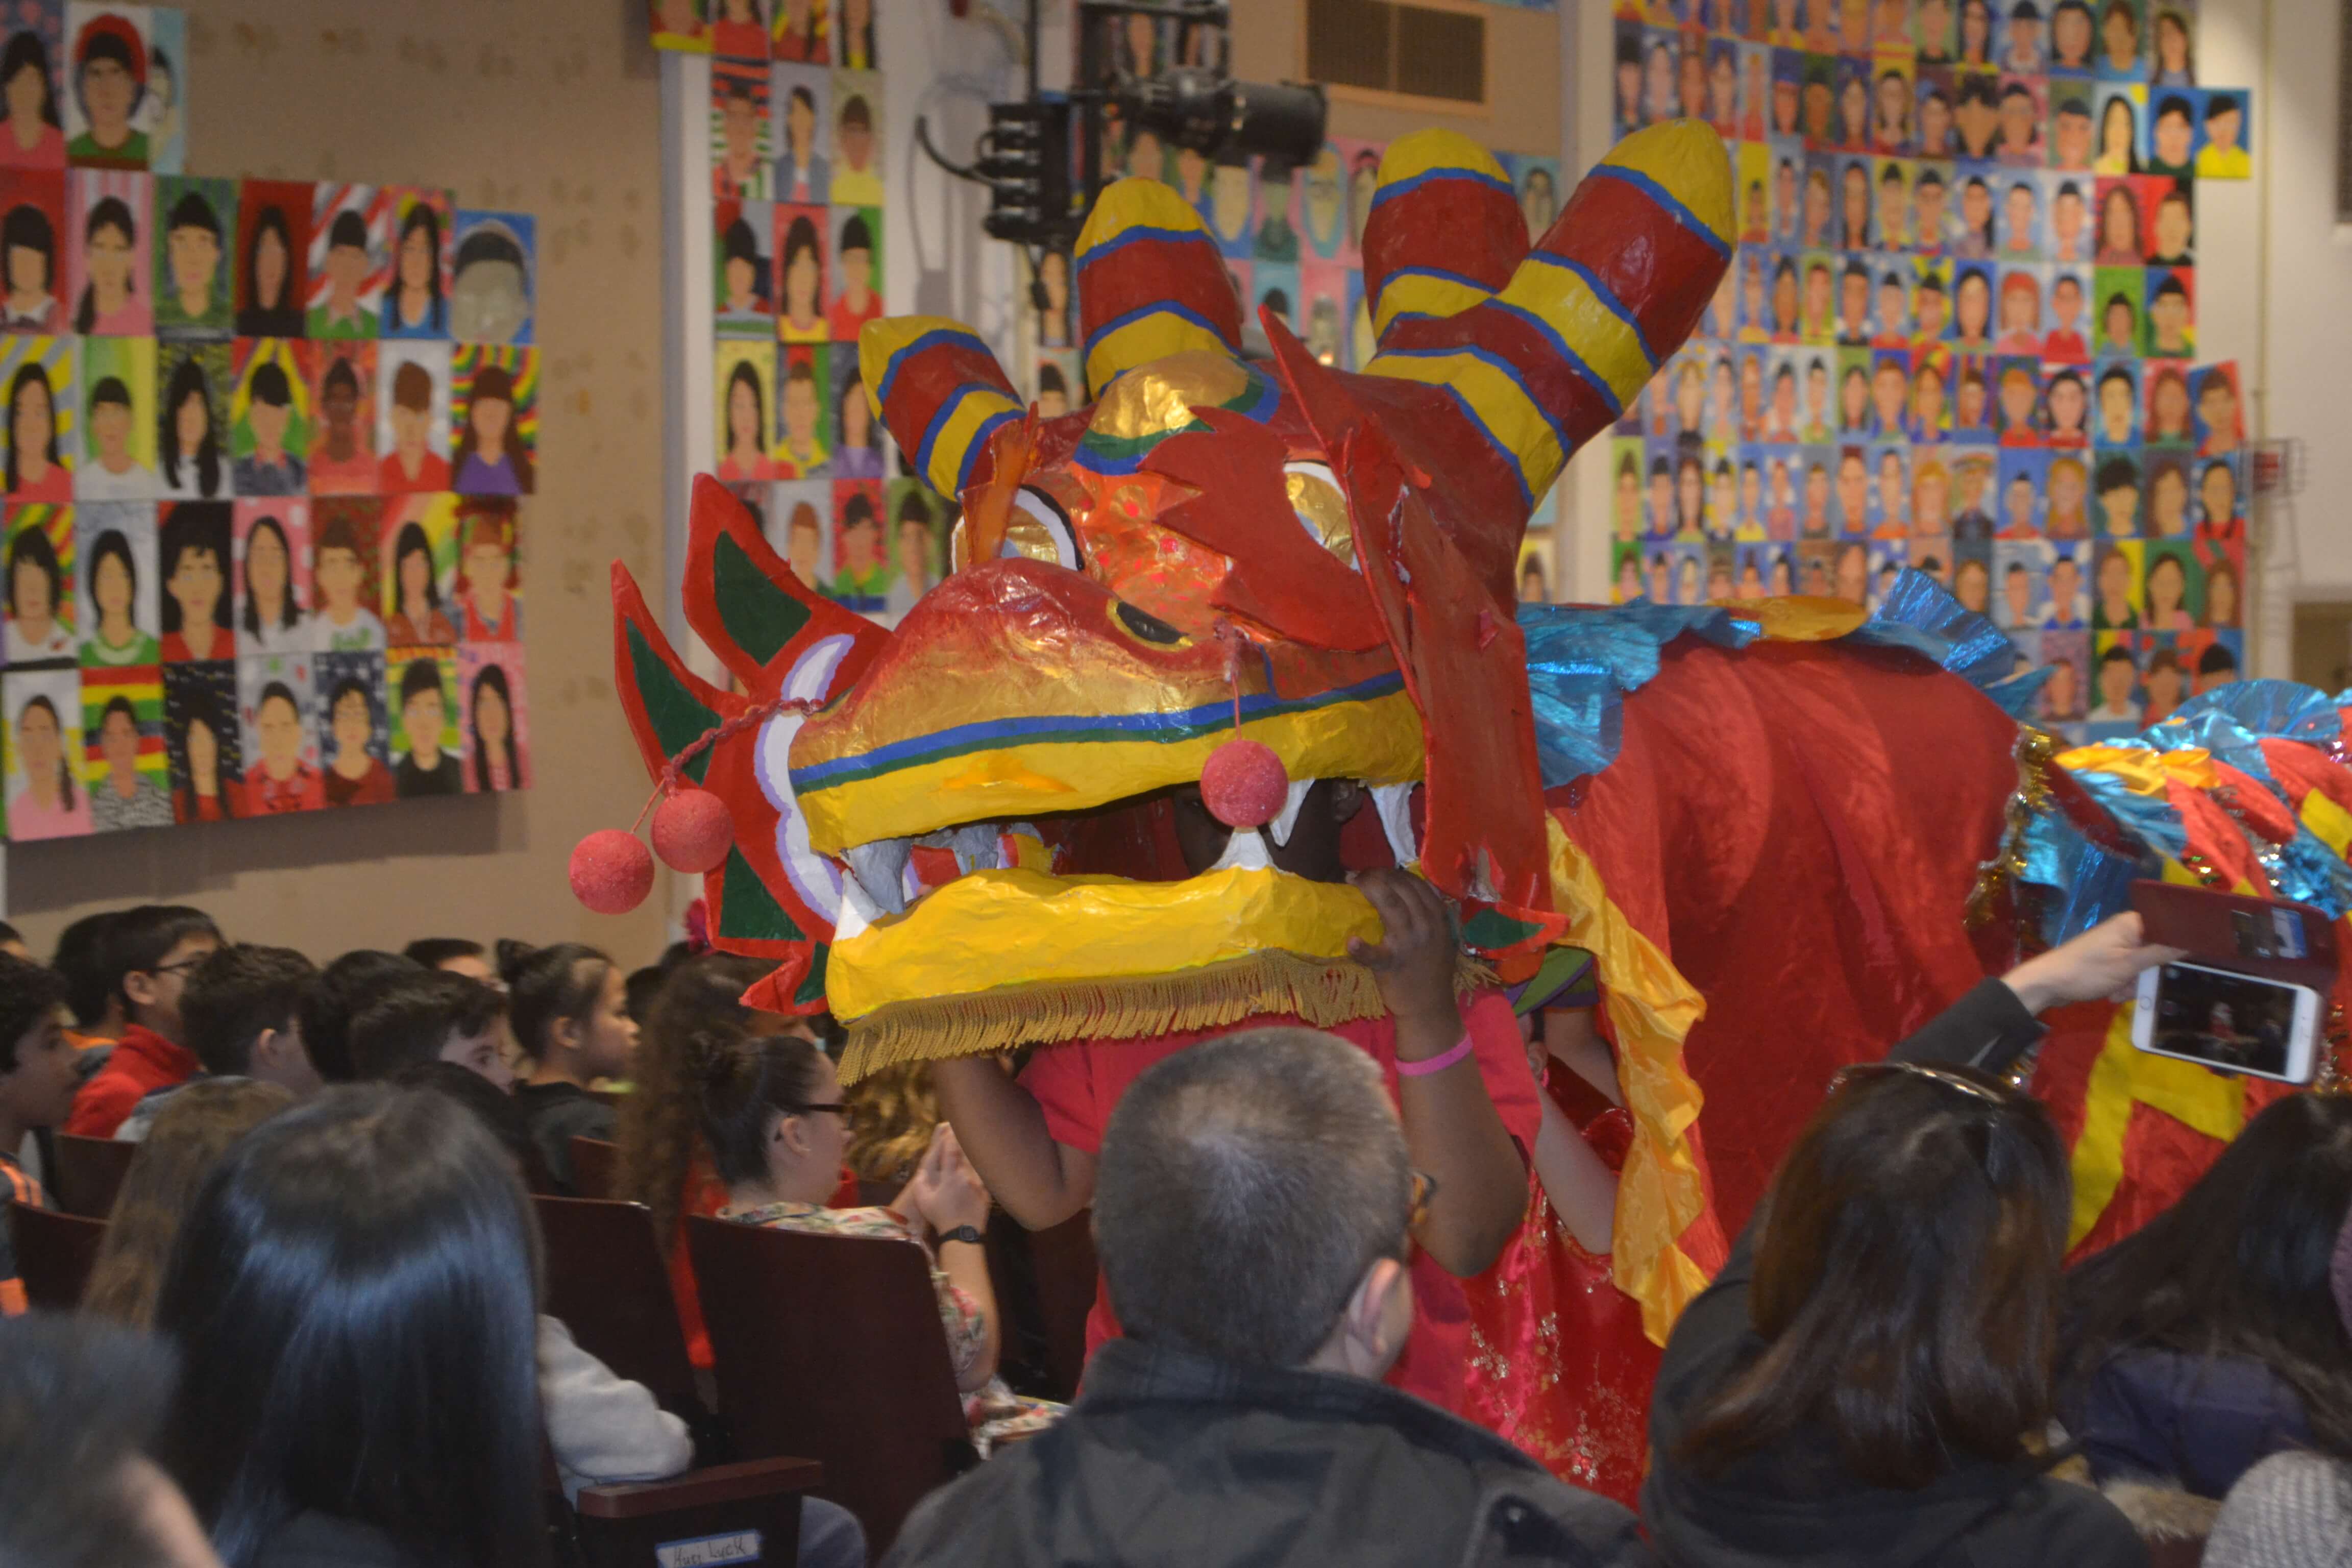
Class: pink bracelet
1396,1033,1475,1077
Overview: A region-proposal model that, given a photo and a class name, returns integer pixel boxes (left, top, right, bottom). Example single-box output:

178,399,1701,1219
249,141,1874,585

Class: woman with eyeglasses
691,1025,1063,1451
1643,913,2180,1567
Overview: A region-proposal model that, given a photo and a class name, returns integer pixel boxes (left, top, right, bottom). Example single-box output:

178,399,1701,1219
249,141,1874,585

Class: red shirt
1018,989,1540,1415
65,1023,199,1138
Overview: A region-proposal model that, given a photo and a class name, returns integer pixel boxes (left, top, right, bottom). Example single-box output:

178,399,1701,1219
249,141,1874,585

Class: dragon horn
1361,130,1526,339
1364,119,1733,510
680,475,891,691
1074,175,1245,393
860,315,1025,500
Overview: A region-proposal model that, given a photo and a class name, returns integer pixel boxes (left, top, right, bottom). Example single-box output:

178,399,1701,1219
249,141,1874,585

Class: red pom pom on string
570,829,655,915
651,788,734,874
1200,738,1289,829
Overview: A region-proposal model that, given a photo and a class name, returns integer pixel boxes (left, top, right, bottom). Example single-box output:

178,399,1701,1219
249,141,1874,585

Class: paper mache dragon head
601,120,1736,1080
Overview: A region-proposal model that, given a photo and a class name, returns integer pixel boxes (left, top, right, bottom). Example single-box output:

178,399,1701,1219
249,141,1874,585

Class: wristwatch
937,1224,985,1247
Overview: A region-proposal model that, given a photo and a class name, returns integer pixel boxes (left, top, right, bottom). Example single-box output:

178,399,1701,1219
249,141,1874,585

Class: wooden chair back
49,1133,135,1218
12,1202,106,1310
533,1195,705,1427
686,1216,975,1557
569,1136,621,1201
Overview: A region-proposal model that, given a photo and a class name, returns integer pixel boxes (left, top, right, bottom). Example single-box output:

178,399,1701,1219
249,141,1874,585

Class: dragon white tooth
845,838,913,916
833,875,878,942
1268,778,1317,848
948,822,1002,874
1371,783,1420,870
1210,828,1275,873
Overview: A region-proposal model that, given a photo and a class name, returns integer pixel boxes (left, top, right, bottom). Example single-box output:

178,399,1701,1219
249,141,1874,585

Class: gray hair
1094,1027,1413,1368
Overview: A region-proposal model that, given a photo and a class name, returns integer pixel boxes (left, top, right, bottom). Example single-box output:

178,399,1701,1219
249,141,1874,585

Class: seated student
65,905,222,1138
885,1028,1645,1566
154,1089,550,1568
934,803,1537,1418
402,937,495,985
1643,914,2177,1568
0,1315,225,1568
0,953,79,1315
116,945,322,1141
2059,1093,2352,1502
85,1081,294,1326
299,949,423,1085
349,970,514,1091
503,940,638,1193
695,1030,1060,1451
52,910,126,1051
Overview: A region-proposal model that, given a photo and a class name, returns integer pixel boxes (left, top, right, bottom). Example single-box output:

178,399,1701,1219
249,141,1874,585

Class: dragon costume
604,118,2352,1485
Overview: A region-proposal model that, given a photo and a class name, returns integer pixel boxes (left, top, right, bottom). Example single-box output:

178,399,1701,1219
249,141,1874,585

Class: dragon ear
1361,130,1526,340
1365,119,1732,511
681,475,891,691
1074,176,1245,393
859,315,1025,499
611,556,744,789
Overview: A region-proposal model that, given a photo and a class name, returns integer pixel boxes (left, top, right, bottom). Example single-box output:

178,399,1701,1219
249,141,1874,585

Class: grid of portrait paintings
0,2,538,843
1608,0,2254,741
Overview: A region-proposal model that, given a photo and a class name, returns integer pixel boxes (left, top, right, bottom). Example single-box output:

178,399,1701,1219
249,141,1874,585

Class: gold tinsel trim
838,951,1493,1084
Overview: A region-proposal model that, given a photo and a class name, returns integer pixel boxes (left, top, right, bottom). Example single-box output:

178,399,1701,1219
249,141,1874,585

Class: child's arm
1351,869,1529,1279
1530,1090,1619,1255
930,1056,1097,1231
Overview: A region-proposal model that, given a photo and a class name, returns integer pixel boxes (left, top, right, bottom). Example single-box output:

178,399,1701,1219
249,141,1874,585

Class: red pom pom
1199,738,1289,829
571,829,654,915
652,788,734,874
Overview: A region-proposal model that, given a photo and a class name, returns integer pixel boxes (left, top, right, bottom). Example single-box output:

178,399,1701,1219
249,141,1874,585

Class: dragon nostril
1113,601,1185,645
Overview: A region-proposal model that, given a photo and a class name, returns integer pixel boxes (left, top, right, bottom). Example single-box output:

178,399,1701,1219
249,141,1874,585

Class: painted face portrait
450,223,531,344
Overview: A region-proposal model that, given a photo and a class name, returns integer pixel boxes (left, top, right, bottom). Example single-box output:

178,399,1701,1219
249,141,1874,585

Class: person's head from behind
0,951,76,1139
388,1060,546,1189
107,903,223,1043
0,1314,223,1568
349,971,510,1091
153,1088,547,1568
53,909,124,1033
1094,1027,1415,1379
615,951,789,1230
2062,1093,2352,1456
497,938,635,1082
404,937,491,983
1676,1061,2071,1486
180,943,321,1096
298,949,420,1086
83,1080,293,1330
691,1028,847,1207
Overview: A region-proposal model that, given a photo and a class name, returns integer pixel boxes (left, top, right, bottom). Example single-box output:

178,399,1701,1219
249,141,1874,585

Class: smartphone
2132,960,2322,1084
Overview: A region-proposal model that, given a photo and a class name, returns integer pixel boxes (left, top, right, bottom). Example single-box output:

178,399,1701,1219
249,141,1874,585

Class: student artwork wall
1607,0,2254,744
0,2,537,842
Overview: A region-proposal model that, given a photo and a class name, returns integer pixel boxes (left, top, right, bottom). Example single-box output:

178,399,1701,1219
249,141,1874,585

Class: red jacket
65,1024,199,1139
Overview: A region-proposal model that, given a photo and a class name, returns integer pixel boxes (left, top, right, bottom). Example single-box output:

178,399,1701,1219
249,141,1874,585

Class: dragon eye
1112,600,1187,646
1000,487,1082,571
1283,461,1356,571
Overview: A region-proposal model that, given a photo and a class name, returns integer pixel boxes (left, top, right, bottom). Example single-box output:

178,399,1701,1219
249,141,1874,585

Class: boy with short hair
0,954,79,1313
116,944,322,1141
64,904,221,1137
350,971,513,1090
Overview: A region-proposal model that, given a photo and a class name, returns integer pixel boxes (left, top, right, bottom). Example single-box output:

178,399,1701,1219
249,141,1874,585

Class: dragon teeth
844,838,913,916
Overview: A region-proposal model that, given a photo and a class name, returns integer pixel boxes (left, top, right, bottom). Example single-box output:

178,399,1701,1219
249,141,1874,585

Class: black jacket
512,1080,615,1194
2071,1348,2313,1500
1641,979,2151,1568
883,1336,1653,1567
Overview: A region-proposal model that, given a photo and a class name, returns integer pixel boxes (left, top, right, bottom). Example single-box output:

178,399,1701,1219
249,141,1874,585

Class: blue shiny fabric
2172,680,2344,749
1855,570,2024,692
1517,601,1759,788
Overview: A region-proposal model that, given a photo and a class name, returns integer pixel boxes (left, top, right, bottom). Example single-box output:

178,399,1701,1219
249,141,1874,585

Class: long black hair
2,203,53,293
15,692,74,808
238,513,298,635
157,503,229,637
159,352,221,497
387,201,444,332
5,520,58,618
469,662,520,793
152,1087,549,1568
70,194,133,335
0,32,58,130
237,204,297,333
689,1028,829,1188
390,520,439,620
6,359,56,491
2061,1093,2352,1459
724,357,765,458
174,684,235,819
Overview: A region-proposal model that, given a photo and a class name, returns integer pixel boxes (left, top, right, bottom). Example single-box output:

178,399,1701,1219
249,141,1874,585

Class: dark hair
0,1314,182,1568
0,950,64,1071
388,1059,542,1178
52,911,121,1028
246,360,291,408
322,355,360,403
71,195,135,335
689,1030,828,1187
171,686,235,820
152,1088,549,1568
254,680,298,728
2,202,53,290
2096,454,2139,492
2061,1094,2352,1459
454,364,533,490
497,939,611,1060
725,358,765,455
390,520,440,623
615,951,778,1238
5,360,57,491
157,502,229,636
2155,92,2194,125
240,204,294,321
781,212,819,278
403,938,483,971
1675,1064,2072,1488
160,352,222,497
721,216,760,270
1095,1027,1413,1367
0,32,56,131
166,188,219,240
4,519,57,616
387,201,444,332
87,374,127,412
453,223,527,284
838,211,873,253
181,943,316,1079
349,971,505,1082
469,662,520,792
2199,641,2238,675
299,950,421,1084
237,513,297,634
398,655,444,710
327,208,368,252
103,904,218,1014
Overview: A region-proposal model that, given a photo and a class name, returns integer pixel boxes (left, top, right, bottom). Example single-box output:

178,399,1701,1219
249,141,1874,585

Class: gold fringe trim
839,950,1493,1084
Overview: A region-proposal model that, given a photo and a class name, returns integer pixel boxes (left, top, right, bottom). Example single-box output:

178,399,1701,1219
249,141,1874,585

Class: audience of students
117,945,322,1140
504,939,637,1192
65,905,222,1137
348,969,513,1088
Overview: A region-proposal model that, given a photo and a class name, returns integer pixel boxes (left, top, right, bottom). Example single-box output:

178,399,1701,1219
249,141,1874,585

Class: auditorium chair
553,1456,824,1568
687,1217,978,1557
569,1135,621,1200
11,1201,105,1310
48,1133,135,1217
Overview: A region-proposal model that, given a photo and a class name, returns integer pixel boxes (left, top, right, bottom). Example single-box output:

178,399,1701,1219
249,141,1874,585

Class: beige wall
8,0,672,963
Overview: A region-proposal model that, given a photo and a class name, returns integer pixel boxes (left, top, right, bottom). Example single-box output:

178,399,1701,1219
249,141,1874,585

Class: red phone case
2128,880,2339,989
